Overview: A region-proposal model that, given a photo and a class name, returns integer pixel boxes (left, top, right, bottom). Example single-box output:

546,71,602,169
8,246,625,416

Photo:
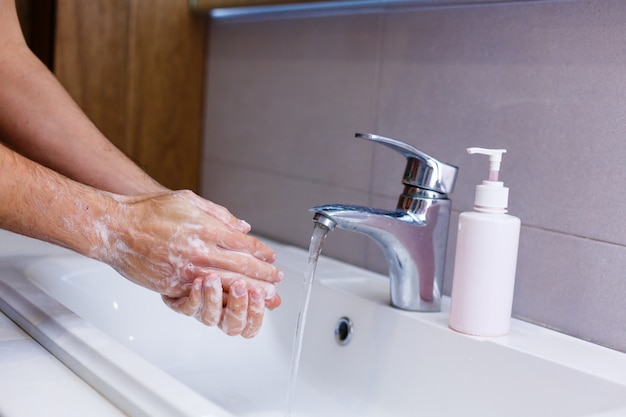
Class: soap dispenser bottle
449,147,521,336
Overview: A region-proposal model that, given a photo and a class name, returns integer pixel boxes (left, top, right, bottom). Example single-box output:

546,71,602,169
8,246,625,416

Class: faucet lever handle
355,132,458,195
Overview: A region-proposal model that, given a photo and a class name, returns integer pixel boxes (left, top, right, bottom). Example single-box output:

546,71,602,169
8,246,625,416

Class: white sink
1,229,625,416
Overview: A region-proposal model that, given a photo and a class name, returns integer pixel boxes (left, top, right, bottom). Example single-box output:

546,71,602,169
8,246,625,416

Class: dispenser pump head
467,147,507,182
467,147,509,213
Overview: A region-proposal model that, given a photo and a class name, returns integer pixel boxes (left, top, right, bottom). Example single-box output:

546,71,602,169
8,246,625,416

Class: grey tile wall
201,0,626,351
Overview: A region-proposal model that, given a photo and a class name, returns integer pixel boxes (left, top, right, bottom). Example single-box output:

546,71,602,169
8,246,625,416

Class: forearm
1,2,283,334
0,142,116,256
0,1,164,195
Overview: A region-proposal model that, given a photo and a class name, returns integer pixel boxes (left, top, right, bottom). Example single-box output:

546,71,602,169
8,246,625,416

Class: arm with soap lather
0,0,281,338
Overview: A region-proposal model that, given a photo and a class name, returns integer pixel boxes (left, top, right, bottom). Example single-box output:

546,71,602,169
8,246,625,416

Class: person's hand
162,274,278,338
91,190,283,308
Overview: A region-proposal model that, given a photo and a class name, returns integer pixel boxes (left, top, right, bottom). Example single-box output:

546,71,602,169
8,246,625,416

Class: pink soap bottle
449,147,521,336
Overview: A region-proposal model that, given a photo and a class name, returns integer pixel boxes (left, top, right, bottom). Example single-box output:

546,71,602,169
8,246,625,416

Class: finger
185,192,251,233
186,278,204,316
265,293,282,310
161,278,203,316
222,289,280,310
217,232,277,264
209,248,282,282
241,287,265,338
217,272,279,302
220,280,248,336
199,275,222,326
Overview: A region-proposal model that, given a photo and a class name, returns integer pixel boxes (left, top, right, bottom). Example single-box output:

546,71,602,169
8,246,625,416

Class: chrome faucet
310,133,458,312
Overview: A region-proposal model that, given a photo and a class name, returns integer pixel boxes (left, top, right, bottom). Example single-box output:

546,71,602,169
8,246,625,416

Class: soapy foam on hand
88,205,278,303
201,276,223,325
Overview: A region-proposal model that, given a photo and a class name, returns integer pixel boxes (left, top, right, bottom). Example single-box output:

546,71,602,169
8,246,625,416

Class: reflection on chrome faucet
310,133,458,312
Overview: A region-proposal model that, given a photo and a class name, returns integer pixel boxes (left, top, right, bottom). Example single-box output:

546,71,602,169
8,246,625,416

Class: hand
91,190,283,307
162,274,279,338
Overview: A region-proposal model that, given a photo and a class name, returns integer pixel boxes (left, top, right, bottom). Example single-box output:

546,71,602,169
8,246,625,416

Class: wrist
81,192,129,264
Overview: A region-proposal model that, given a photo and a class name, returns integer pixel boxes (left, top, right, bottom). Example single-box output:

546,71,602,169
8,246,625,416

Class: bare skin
0,0,281,337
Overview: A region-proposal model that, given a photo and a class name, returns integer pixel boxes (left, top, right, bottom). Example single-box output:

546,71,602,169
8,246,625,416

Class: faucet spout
311,201,450,312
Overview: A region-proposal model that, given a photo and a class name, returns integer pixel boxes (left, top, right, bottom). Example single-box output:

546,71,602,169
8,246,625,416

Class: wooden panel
126,0,205,191
54,0,205,191
54,0,132,155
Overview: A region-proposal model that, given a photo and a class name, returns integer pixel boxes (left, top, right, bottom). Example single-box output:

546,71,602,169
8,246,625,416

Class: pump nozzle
467,147,507,182
467,147,509,213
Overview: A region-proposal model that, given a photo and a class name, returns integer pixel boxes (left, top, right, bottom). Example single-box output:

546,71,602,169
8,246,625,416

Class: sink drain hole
335,317,353,346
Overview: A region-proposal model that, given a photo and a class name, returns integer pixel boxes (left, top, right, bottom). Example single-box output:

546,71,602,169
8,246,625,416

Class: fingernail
250,288,263,302
237,219,251,232
233,282,246,297
276,270,284,283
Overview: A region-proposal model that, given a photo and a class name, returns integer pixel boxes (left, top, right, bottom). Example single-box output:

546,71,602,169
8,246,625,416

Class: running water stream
283,223,331,417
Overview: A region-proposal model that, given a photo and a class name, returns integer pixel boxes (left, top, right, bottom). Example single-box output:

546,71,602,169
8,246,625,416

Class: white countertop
0,231,127,416
0,311,126,416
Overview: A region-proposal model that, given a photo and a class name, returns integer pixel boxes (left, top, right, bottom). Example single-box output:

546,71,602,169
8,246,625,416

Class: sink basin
1,229,625,416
